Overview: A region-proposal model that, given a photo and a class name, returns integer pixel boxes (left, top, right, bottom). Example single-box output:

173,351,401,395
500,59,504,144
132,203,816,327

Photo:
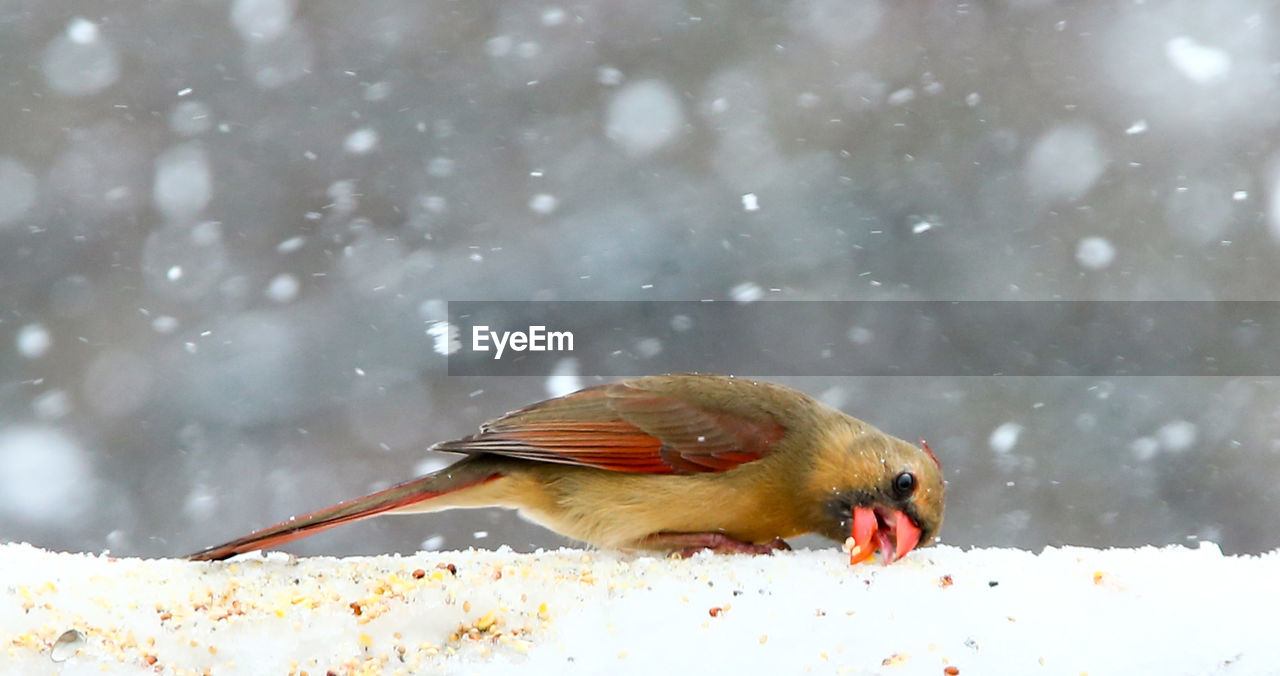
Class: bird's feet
638,532,792,558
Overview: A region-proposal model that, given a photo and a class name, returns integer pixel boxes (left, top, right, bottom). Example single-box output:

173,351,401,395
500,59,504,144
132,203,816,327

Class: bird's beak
847,506,922,565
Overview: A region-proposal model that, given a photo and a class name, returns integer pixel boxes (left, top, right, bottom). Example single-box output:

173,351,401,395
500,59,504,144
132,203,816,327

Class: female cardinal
188,374,945,564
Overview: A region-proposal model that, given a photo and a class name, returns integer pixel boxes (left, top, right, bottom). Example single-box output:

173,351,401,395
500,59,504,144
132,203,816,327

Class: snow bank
2,542,1276,675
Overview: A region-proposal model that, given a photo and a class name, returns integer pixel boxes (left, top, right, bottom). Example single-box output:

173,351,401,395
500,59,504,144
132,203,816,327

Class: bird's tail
186,457,500,561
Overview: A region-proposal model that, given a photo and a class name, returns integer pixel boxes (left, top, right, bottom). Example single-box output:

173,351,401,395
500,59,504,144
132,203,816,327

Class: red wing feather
431,377,787,474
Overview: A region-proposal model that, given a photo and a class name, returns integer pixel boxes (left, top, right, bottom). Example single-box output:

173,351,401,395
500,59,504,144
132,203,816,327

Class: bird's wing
431,375,788,474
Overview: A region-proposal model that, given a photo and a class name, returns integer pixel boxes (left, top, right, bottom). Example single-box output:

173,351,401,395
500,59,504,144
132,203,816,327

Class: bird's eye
892,471,916,498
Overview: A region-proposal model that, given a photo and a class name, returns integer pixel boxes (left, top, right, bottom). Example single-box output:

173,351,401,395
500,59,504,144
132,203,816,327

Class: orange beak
848,506,922,565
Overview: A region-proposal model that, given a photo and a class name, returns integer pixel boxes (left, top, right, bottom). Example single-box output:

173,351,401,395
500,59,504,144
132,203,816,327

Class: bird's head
805,423,946,565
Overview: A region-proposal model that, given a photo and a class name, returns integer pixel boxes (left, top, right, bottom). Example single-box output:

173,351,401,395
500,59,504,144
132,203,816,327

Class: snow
362,81,393,102
412,456,453,477
1155,420,1198,453
605,80,685,156
545,359,582,398
528,193,559,215
1165,36,1232,85
141,225,229,301
343,127,380,155
791,0,884,52
540,7,567,27
887,87,916,106
730,282,764,303
65,17,99,44
988,423,1022,454
484,35,514,58
1124,119,1148,135
153,144,213,221
15,323,52,359
1024,124,1107,204
1130,436,1160,462
633,337,663,359
0,429,92,522
847,326,873,345
426,157,456,178
42,21,119,96
230,0,296,43
3,542,1277,674
427,321,460,356
0,156,38,227
276,236,306,254
421,535,446,550
515,42,541,60
151,315,179,334
242,26,313,89
597,66,623,86
1075,236,1116,270
1098,3,1275,136
31,390,72,421
264,273,300,303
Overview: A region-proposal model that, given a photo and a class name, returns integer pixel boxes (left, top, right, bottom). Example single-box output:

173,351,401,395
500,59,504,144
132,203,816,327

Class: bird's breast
510,462,807,550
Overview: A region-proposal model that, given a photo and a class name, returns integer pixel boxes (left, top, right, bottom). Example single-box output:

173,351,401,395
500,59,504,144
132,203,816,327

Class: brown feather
431,377,787,474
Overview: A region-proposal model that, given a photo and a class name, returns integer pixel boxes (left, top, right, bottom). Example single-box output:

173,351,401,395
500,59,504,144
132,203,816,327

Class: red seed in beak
848,506,878,564
893,510,922,562
845,506,924,566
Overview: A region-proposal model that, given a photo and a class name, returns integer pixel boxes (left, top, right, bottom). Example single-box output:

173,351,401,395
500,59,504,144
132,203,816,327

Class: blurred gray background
3,0,1279,558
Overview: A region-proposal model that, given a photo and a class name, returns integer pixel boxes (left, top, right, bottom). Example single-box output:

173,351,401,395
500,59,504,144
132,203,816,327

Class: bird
187,374,945,564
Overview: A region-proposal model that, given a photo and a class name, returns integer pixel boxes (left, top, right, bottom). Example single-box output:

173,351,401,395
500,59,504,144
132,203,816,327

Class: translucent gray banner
445,301,1277,376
